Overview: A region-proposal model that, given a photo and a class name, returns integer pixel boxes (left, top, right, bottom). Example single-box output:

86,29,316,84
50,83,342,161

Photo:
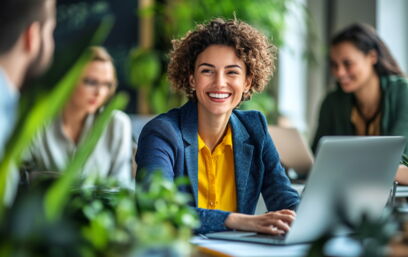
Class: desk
192,236,308,257
191,236,361,257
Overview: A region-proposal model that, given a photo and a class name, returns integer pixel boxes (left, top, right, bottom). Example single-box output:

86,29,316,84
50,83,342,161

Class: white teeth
208,93,230,99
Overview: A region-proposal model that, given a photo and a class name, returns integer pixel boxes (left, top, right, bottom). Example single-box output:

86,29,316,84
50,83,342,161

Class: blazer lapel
180,101,199,206
230,113,254,213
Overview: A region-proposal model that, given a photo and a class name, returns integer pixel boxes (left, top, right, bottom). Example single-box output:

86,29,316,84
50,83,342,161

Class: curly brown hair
167,18,276,101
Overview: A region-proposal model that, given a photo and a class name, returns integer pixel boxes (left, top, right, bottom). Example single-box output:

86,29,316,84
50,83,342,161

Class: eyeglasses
82,77,114,89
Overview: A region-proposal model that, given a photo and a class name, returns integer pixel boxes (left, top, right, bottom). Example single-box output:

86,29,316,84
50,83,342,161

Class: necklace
353,94,383,135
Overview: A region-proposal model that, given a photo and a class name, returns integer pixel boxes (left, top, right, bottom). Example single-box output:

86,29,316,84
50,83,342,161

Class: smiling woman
136,18,300,235
312,23,408,184
22,46,134,189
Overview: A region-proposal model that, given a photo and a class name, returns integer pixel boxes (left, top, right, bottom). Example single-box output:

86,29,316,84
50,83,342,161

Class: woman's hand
224,209,296,235
396,165,408,185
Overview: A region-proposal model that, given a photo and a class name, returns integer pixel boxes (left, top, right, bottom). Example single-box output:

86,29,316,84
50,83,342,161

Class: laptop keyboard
241,233,286,244
205,231,288,245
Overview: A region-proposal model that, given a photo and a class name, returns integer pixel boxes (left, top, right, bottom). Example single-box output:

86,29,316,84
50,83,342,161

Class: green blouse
312,75,408,155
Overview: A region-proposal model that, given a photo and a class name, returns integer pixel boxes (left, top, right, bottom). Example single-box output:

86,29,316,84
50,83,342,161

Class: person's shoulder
111,110,131,124
233,108,264,121
104,111,132,141
107,110,132,132
232,109,268,132
383,75,408,91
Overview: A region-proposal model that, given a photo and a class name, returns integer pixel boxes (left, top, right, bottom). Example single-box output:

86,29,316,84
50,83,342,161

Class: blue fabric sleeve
257,112,300,211
194,208,230,234
136,118,178,180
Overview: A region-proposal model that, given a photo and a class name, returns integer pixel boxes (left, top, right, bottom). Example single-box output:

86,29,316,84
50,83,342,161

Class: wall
278,0,308,131
377,0,408,74
333,0,376,32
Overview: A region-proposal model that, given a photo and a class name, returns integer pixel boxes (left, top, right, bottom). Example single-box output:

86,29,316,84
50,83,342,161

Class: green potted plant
70,174,198,257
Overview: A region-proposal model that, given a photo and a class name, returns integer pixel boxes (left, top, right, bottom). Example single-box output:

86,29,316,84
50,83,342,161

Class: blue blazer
136,101,300,234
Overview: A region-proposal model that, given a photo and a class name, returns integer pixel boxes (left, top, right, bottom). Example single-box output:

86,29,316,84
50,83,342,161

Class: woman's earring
242,91,249,101
190,88,196,98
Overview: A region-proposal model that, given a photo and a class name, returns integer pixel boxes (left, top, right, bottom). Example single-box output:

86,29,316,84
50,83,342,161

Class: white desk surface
191,236,361,257
192,236,309,257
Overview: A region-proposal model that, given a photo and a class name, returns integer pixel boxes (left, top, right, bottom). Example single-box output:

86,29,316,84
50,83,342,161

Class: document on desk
191,236,309,257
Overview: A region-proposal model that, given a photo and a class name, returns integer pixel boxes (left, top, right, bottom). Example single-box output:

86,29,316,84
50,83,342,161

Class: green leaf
240,92,276,118
129,48,161,88
150,75,170,113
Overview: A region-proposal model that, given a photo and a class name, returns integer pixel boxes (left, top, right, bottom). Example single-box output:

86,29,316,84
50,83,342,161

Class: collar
198,124,233,151
0,67,19,100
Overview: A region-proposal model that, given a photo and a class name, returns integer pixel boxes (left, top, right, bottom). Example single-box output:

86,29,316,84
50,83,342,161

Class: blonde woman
24,46,133,188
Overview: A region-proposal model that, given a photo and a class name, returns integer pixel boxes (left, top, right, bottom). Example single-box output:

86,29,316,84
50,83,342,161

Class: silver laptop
268,126,314,175
206,136,406,245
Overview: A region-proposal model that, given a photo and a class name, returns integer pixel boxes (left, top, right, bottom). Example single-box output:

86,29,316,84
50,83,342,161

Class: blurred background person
312,23,408,184
23,46,134,188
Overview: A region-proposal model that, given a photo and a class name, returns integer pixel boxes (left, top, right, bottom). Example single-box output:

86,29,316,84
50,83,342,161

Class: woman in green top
312,23,408,184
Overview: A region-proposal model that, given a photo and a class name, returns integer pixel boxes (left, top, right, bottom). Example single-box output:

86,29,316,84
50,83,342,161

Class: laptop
268,126,314,176
206,136,406,245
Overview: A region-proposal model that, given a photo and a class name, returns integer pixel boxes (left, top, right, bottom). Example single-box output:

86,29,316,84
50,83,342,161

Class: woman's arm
135,118,178,180
195,207,296,235
216,112,298,235
258,112,300,211
388,79,408,156
225,210,296,235
395,165,408,185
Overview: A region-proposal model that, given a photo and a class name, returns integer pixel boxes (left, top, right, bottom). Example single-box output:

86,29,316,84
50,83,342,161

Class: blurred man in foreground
0,0,56,203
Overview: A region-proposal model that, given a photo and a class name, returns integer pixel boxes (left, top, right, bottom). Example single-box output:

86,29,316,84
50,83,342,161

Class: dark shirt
312,75,408,155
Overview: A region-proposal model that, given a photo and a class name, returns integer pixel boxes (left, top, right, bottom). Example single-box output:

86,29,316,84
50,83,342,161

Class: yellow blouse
197,125,237,212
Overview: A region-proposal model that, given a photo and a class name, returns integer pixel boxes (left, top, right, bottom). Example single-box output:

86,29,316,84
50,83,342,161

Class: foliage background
52,0,139,113
130,0,295,123
50,0,298,122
